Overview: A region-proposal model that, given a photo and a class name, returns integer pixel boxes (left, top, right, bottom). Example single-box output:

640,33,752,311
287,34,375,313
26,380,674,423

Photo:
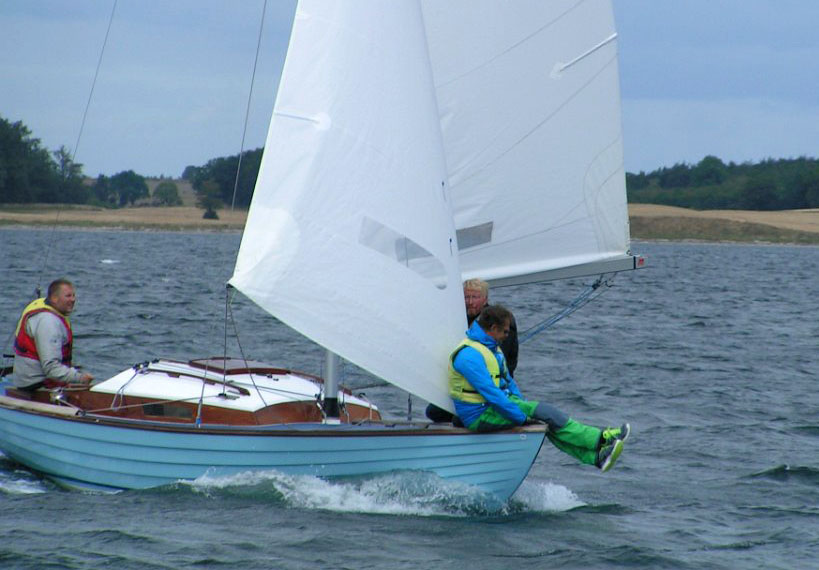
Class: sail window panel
455,221,493,250
359,216,448,288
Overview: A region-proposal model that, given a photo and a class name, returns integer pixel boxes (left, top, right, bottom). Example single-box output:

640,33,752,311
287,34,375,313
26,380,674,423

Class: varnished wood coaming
3,364,380,427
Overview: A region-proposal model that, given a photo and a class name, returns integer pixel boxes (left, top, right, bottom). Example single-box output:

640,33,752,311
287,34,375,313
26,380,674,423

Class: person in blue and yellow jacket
13,278,94,392
449,304,629,472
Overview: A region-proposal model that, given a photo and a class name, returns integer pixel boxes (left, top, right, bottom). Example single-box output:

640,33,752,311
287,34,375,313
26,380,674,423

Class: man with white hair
426,278,518,423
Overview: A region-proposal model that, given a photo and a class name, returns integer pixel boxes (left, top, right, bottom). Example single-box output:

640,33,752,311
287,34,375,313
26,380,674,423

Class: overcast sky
2,0,817,178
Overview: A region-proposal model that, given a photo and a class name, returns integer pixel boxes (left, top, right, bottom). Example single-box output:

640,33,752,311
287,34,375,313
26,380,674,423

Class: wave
159,469,586,517
749,464,819,484
0,455,49,495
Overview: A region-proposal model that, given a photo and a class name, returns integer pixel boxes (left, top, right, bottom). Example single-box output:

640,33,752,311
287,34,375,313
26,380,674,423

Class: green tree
196,179,223,219
110,170,149,206
153,180,182,206
181,165,200,181
797,167,819,208
626,156,819,211
92,175,117,205
740,174,779,210
53,146,89,203
625,171,649,190
691,155,727,187
0,116,58,203
190,148,262,208
657,162,691,188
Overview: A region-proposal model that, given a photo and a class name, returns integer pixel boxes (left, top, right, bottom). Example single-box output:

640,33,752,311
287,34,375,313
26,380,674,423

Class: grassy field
629,204,819,244
0,204,247,231
2,203,819,244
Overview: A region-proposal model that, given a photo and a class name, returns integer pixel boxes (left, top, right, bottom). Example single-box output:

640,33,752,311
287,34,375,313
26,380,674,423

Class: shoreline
0,205,247,232
2,204,819,244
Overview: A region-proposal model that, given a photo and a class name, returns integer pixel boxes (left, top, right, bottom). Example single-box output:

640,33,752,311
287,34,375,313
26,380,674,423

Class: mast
322,350,341,422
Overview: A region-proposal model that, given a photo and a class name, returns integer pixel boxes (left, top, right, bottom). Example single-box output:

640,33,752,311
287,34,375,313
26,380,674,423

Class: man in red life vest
12,278,94,391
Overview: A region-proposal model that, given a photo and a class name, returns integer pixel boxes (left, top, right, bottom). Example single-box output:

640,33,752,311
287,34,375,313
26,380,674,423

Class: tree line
181,148,262,213
0,115,250,215
0,116,181,207
4,114,819,212
627,155,819,210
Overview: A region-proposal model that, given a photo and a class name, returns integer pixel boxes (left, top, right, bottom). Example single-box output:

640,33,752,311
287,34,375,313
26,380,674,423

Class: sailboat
0,0,642,500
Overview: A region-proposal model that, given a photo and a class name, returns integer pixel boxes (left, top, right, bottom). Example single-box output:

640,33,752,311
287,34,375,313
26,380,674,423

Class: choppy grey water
1,228,817,570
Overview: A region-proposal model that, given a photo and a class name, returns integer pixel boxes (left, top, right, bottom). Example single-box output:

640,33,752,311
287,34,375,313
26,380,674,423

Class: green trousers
469,398,602,466
546,419,602,465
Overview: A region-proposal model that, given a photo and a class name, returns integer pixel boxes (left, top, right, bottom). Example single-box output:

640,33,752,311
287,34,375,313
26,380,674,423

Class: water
1,228,817,569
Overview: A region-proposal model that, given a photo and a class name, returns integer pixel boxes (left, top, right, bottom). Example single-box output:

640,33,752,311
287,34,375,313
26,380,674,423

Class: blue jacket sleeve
504,375,524,399
453,347,527,425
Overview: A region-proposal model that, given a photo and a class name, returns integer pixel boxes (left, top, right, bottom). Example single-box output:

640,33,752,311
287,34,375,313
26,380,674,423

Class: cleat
597,439,624,473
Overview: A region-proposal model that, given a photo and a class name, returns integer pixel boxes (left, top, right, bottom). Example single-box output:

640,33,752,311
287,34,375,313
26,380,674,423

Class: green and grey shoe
601,422,630,445
597,439,624,473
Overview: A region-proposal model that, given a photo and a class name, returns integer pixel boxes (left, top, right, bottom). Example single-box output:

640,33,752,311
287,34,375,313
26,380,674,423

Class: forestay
229,1,466,411
422,0,637,286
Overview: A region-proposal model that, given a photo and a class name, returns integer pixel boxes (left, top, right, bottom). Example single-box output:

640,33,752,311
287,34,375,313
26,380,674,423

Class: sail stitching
433,2,581,89
449,52,618,186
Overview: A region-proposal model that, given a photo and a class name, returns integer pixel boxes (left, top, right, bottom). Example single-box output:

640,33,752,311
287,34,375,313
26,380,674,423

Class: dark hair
477,304,512,330
47,278,74,299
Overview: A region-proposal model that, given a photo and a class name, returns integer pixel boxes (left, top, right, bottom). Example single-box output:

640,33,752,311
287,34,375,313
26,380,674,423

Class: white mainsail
229,1,466,411
231,0,637,410
423,0,638,286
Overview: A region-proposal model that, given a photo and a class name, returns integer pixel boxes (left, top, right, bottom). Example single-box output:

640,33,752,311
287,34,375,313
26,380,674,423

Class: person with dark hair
426,277,519,423
449,304,629,472
12,278,93,391
463,278,517,373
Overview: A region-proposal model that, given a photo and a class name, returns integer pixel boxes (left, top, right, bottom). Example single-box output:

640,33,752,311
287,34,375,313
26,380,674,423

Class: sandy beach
2,203,819,243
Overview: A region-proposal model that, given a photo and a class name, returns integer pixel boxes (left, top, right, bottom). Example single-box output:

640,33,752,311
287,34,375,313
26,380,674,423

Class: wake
185,469,584,517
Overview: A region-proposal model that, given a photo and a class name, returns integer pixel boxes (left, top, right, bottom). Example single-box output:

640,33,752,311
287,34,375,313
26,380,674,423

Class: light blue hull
0,402,546,501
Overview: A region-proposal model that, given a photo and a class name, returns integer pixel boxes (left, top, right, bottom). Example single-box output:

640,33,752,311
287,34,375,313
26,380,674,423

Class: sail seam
449,52,619,189
433,1,582,89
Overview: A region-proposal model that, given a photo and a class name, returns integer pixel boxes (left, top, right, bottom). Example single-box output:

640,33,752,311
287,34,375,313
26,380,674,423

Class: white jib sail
422,0,634,285
229,0,466,411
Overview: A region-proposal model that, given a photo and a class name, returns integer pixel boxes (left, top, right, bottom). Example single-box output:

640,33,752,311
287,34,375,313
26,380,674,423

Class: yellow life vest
448,338,507,404
14,298,73,363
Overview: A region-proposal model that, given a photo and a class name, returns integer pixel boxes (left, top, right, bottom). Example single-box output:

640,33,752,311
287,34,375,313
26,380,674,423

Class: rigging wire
230,0,268,211
2,0,118,366
72,0,118,167
518,273,617,345
39,0,119,289
225,287,269,407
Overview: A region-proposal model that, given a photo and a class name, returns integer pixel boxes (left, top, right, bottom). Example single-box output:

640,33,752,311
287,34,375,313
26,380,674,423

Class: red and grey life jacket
13,298,73,365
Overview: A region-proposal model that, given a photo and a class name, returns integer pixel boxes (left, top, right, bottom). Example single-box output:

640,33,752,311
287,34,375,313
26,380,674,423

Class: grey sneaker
601,422,630,445
597,439,624,473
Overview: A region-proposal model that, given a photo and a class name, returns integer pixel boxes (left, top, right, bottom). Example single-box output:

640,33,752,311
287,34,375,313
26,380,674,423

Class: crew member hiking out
449,304,629,472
